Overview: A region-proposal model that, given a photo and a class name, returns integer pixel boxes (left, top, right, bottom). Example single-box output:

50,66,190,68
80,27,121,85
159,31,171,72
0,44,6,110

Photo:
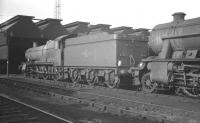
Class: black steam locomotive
138,12,200,97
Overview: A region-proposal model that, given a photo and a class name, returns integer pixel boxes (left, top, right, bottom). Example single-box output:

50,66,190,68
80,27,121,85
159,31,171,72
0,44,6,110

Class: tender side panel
64,40,116,67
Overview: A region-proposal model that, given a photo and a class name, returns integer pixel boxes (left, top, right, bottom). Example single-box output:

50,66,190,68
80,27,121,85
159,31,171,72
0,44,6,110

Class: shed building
89,24,111,34
111,26,134,34
0,15,42,74
36,18,67,44
64,21,90,35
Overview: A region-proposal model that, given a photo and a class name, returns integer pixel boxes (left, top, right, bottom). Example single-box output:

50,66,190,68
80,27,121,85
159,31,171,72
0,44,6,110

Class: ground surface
0,79,161,123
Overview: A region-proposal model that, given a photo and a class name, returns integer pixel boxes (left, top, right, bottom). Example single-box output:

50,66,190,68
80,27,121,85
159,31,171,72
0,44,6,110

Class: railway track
1,76,200,123
0,94,72,123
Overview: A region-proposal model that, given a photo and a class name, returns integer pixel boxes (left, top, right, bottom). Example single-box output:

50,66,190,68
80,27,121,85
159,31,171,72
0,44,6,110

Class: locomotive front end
140,12,200,97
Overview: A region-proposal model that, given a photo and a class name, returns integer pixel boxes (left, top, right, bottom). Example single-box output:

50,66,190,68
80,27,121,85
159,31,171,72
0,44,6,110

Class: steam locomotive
24,25,149,88
138,12,200,97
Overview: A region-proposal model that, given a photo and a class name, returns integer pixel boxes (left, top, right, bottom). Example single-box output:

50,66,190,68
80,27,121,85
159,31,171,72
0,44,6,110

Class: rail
0,94,73,123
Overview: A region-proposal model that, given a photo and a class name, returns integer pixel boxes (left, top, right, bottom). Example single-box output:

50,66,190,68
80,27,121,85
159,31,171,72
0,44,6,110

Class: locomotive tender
139,12,200,97
24,24,148,88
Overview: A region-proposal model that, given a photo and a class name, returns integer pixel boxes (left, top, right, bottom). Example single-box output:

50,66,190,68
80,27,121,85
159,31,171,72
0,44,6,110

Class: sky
0,0,200,29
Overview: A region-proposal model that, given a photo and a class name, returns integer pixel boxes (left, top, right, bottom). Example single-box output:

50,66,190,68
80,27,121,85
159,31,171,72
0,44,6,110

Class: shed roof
89,24,111,29
64,21,90,35
111,26,133,34
0,15,34,32
89,24,111,34
35,18,67,40
64,21,89,28
0,15,42,39
36,18,62,30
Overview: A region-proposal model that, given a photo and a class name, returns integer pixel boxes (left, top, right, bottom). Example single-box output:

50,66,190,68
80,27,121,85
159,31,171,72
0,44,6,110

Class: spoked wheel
87,79,94,86
86,71,95,86
106,76,120,88
174,87,182,95
141,72,157,93
52,67,61,81
79,75,87,84
53,73,60,81
35,73,40,79
38,73,42,79
42,73,49,80
41,67,48,80
71,70,80,84
182,86,200,98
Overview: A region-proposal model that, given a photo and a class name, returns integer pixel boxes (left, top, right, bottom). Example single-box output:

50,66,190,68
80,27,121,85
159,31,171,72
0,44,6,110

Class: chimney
172,12,186,22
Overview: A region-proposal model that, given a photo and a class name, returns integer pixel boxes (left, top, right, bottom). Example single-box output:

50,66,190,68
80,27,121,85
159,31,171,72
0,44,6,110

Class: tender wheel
71,70,80,83
86,71,95,86
106,76,120,88
42,73,48,80
41,67,48,80
141,72,157,93
53,73,59,81
35,73,40,79
52,68,61,81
